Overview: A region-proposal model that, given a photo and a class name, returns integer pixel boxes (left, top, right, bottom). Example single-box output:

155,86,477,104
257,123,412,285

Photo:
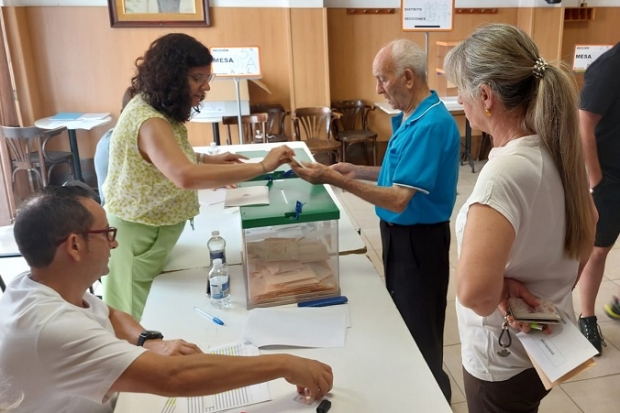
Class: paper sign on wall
211,47,261,78
402,0,454,32
573,45,613,72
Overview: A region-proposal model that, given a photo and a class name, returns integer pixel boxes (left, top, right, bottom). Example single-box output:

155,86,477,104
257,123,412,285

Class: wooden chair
250,103,290,143
0,125,75,192
292,107,341,164
331,100,378,166
221,113,269,145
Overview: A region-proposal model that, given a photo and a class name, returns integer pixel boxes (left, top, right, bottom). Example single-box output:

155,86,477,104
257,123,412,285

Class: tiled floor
334,160,620,413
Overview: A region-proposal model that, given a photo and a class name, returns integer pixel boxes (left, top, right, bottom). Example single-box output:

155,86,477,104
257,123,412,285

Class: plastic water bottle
209,258,231,308
207,141,219,155
255,129,264,143
207,230,227,268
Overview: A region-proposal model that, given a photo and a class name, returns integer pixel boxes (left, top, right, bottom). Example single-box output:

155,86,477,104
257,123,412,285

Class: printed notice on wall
573,44,613,72
211,47,262,78
402,0,454,32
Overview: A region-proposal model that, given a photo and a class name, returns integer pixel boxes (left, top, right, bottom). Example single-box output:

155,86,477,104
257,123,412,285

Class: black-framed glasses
55,226,117,246
188,73,215,85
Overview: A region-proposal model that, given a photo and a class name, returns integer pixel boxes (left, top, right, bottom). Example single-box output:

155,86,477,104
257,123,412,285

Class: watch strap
137,330,164,346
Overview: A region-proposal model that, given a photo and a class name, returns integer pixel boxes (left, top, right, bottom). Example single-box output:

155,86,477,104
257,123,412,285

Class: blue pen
193,307,225,325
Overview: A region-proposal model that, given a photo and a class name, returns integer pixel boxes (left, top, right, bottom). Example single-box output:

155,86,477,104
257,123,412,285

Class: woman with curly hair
102,33,293,320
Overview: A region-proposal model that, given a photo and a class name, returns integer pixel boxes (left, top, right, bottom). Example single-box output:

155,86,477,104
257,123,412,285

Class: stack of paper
184,342,271,412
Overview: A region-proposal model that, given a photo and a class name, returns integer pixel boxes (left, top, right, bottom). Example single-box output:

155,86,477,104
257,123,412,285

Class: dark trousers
463,367,551,413
380,220,451,402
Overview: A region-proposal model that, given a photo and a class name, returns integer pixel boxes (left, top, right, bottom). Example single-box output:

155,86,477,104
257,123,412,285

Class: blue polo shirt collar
391,91,441,132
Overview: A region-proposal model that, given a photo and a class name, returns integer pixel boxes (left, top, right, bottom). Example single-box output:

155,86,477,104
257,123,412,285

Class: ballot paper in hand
244,306,348,348
224,186,270,207
516,314,598,388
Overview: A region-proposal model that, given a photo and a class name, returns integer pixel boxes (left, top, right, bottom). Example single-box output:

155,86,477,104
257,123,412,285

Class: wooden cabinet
564,7,595,22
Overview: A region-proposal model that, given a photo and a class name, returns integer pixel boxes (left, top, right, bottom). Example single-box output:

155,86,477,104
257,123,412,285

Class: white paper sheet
244,306,348,348
516,315,599,382
224,186,270,207
182,342,271,412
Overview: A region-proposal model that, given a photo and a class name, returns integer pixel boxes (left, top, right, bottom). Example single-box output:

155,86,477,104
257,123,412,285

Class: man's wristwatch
137,330,164,346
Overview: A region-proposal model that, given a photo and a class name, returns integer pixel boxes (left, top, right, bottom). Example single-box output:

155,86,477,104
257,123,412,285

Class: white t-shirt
0,272,146,413
455,135,579,382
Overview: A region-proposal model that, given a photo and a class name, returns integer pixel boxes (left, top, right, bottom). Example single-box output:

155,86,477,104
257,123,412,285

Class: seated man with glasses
0,186,333,413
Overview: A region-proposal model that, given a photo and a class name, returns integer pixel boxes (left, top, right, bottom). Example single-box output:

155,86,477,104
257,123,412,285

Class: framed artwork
108,0,211,28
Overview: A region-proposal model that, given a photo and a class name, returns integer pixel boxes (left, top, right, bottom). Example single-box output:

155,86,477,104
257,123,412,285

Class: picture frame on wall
108,0,211,28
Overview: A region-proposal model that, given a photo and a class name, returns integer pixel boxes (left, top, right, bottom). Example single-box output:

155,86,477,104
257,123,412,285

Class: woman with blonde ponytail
444,23,596,411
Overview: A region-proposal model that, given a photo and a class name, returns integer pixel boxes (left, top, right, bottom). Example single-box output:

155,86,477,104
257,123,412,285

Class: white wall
1,0,619,7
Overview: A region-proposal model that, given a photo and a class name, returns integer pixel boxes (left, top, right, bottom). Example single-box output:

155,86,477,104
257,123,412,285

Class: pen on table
281,188,289,204
193,307,225,325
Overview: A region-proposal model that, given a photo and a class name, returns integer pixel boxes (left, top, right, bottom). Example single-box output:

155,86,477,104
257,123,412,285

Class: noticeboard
572,44,613,73
402,0,454,32
210,47,262,78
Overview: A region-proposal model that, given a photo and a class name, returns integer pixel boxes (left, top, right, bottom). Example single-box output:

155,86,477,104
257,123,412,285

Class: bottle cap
213,258,223,266
212,230,219,236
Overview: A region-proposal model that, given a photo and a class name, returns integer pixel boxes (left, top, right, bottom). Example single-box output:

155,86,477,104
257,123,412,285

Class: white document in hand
516,315,598,383
224,186,270,207
244,306,348,348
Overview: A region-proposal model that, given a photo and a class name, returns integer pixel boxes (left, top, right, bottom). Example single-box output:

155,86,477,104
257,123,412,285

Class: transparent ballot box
239,178,340,308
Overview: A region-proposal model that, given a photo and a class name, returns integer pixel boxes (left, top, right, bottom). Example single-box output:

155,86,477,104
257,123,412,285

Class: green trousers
102,214,185,321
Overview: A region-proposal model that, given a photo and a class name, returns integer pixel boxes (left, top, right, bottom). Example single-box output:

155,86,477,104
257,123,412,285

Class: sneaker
604,296,620,320
579,315,606,357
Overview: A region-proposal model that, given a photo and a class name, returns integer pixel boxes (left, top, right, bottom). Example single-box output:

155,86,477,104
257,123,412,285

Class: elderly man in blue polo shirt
291,39,460,402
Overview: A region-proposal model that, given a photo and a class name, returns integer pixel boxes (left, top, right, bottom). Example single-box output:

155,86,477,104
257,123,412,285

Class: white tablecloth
115,255,452,413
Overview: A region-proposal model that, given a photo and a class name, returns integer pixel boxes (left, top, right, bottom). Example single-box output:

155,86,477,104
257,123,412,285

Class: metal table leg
461,119,475,173
67,128,84,182
212,122,221,146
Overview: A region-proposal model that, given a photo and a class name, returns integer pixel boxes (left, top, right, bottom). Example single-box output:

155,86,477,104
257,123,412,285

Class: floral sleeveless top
103,95,199,226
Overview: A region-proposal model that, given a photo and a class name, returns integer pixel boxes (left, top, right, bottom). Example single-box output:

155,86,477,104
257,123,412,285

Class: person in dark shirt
577,43,620,355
